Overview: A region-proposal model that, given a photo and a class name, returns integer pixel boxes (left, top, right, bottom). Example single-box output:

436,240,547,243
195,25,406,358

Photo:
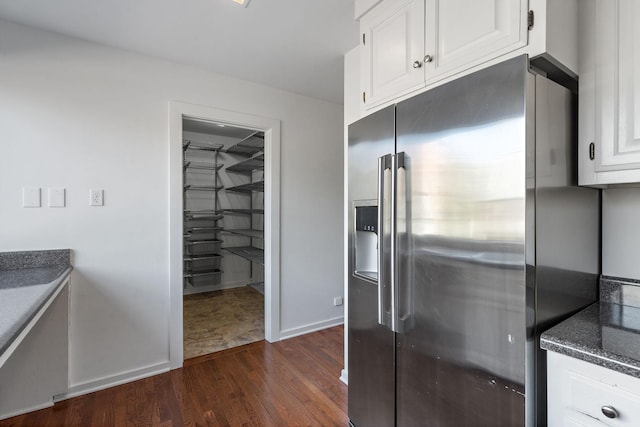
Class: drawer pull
601,406,618,419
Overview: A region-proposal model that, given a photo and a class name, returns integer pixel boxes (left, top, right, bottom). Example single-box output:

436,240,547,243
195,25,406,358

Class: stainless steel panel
395,56,529,427
532,75,599,426
348,106,395,427
347,55,600,427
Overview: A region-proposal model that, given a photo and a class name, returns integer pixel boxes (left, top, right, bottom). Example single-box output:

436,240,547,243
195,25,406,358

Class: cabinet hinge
362,91,366,103
528,10,534,30
362,33,366,45
589,142,595,160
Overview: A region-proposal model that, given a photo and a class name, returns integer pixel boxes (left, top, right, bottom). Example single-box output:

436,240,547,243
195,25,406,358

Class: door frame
168,101,281,369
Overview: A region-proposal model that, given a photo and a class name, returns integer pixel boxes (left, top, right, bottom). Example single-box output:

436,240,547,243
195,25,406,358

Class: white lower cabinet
547,352,640,427
578,0,640,186
0,279,69,420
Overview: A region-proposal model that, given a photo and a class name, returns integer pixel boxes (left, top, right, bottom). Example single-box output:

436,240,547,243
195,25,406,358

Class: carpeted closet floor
183,286,264,359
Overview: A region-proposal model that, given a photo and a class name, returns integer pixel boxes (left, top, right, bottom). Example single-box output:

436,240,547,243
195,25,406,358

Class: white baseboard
62,361,171,400
340,369,348,385
49,319,344,403
279,316,344,341
0,402,53,421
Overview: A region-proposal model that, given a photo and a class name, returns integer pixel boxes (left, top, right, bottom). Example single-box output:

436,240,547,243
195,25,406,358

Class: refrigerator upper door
394,56,529,426
348,105,396,427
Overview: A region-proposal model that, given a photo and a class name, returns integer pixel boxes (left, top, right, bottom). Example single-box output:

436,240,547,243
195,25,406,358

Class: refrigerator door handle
394,151,411,334
390,153,398,333
378,154,393,328
391,152,406,333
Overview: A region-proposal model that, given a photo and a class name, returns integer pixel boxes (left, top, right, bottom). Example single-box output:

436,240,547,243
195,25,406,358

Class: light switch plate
48,188,66,207
23,187,41,207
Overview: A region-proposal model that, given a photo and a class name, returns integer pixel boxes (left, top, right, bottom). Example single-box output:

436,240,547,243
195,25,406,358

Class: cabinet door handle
413,60,422,69
601,406,618,419
424,54,433,63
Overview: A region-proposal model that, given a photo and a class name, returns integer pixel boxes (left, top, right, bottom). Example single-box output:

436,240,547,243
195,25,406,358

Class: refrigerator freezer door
348,106,396,427
394,56,529,426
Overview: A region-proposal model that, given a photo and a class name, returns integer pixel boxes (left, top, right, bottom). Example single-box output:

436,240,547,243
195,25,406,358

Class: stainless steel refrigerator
347,55,600,427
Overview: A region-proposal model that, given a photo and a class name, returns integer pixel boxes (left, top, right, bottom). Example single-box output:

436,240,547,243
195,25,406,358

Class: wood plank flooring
0,326,348,427
183,286,264,358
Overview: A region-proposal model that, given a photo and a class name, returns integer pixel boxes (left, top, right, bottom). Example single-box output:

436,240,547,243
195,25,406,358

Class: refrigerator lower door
394,56,529,426
348,278,395,427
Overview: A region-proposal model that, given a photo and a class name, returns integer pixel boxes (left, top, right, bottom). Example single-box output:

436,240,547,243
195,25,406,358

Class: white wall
0,19,344,394
602,188,640,279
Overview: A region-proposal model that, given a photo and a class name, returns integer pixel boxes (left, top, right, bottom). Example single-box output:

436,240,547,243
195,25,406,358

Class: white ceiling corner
0,0,359,104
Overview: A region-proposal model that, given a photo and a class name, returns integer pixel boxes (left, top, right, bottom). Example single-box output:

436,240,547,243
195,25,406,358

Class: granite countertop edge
541,321,640,379
0,249,72,360
15,266,72,337
541,299,640,379
0,266,72,358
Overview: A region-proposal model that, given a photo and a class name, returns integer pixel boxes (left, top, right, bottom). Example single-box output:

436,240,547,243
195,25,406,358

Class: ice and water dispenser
353,203,378,282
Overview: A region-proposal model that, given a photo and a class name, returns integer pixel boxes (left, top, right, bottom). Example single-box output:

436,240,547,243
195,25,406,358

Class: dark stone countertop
0,250,72,360
541,276,640,378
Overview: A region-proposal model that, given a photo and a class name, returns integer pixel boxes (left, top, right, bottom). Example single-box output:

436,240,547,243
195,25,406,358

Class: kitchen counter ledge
0,250,71,368
541,276,640,378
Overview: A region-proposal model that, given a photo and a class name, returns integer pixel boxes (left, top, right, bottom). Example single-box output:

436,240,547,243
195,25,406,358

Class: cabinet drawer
565,411,610,427
568,371,640,426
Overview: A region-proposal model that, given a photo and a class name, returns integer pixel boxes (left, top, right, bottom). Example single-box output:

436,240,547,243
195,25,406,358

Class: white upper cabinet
430,0,526,82
359,0,527,110
579,0,640,186
355,0,579,115
360,0,427,107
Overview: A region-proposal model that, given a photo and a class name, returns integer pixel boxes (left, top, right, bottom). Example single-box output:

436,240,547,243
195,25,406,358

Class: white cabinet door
547,352,640,427
359,0,528,111
579,0,640,186
360,0,427,108
429,0,527,82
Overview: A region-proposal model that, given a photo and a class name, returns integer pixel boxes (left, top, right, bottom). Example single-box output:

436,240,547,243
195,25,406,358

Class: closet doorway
169,102,281,368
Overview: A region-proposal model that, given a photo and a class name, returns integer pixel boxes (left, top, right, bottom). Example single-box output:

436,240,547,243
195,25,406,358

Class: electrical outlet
90,189,104,206
333,296,344,306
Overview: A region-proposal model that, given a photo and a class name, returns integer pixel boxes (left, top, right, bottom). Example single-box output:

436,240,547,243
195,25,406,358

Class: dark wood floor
1,326,348,427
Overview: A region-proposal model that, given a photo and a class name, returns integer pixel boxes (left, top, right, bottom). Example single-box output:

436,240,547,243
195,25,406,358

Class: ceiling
0,0,359,105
